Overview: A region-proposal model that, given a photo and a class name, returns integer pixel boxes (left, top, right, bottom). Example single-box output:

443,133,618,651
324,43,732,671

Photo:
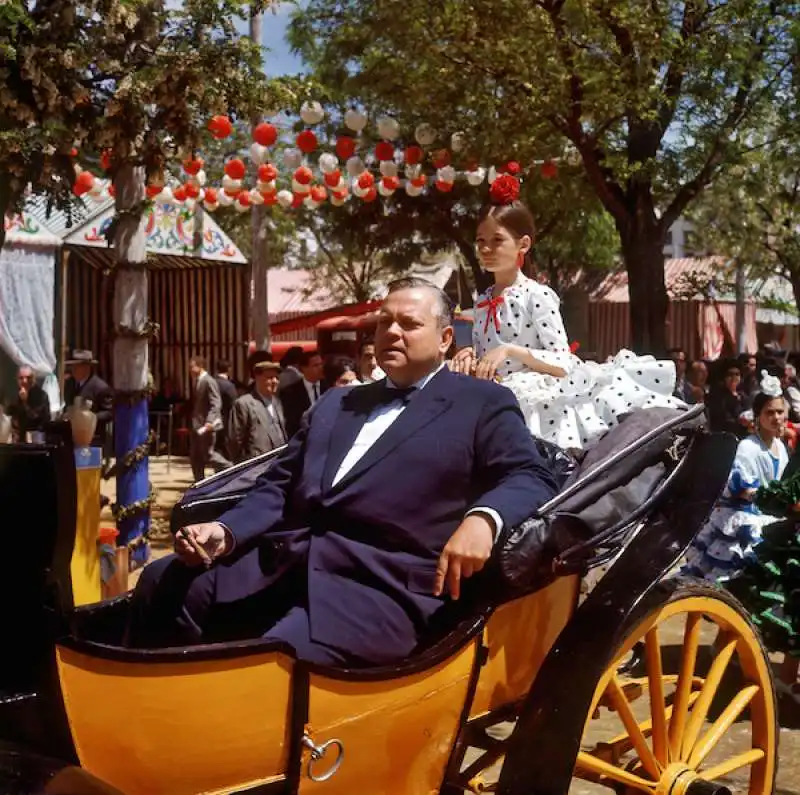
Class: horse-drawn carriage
0,406,778,794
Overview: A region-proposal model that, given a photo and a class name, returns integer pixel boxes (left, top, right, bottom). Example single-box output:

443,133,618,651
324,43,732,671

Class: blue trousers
125,554,357,666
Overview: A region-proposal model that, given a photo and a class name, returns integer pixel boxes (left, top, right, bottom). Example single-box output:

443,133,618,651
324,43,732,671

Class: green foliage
289,0,796,352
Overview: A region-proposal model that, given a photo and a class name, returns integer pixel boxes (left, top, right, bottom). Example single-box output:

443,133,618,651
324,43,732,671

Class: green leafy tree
290,0,795,354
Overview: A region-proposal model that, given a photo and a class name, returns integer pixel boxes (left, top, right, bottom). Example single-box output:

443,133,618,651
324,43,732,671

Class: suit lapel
324,369,454,493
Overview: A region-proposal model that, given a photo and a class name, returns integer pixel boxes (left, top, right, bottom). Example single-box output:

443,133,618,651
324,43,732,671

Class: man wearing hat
63,349,113,449
228,352,288,463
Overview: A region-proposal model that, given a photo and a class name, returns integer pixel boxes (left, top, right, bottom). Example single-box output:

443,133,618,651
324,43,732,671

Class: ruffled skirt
498,349,685,450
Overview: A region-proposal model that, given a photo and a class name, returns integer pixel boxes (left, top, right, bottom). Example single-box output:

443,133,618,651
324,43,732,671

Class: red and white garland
72,104,561,212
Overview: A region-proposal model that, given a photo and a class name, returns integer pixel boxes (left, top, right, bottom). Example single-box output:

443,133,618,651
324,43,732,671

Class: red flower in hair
489,173,520,205
569,341,581,354
505,161,521,175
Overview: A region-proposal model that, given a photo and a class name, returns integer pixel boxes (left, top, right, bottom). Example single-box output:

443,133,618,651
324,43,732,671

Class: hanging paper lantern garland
208,115,233,139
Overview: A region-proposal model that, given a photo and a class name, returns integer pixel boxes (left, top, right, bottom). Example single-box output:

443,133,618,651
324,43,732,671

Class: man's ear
440,325,454,354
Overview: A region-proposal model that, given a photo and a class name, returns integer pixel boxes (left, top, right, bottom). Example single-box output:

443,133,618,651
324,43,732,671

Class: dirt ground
103,456,800,793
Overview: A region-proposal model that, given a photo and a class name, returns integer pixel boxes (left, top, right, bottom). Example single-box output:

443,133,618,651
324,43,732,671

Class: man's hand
434,514,494,600
204,422,214,433
175,522,232,566
18,386,28,402
449,347,476,376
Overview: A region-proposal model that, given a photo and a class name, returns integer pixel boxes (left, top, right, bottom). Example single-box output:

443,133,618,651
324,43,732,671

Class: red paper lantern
224,159,246,181
336,136,357,160
294,166,313,186
362,187,377,202
183,157,204,176
432,149,451,169
100,149,113,172
258,163,278,183
208,115,233,139
107,184,116,198
263,193,278,206
173,185,188,202
541,160,558,180
410,175,427,188
73,171,95,196
296,130,318,154
405,145,423,165
184,182,200,200
253,122,278,147
435,180,453,193
382,176,400,191
224,187,241,198
69,147,79,158
357,172,375,189
323,169,342,188
204,187,218,204
375,141,395,161
237,192,251,208
310,185,328,203
146,184,162,199
292,194,305,208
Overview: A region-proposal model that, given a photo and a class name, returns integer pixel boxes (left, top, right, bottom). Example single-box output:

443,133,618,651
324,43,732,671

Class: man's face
72,363,90,383
17,368,34,391
671,350,686,377
745,357,757,375
301,355,324,384
375,288,453,386
254,369,279,396
189,360,201,379
360,344,377,374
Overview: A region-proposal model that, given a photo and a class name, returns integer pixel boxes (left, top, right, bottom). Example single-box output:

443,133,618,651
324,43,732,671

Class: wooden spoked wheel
572,580,778,794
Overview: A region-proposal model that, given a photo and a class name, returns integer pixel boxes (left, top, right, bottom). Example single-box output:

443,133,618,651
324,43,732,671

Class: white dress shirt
303,377,321,404
333,363,503,539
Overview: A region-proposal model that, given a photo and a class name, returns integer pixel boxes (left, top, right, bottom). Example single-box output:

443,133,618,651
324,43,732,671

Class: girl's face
335,370,358,387
476,216,530,275
758,397,786,437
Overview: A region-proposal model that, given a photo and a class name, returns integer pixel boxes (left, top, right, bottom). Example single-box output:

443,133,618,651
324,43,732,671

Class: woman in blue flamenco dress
683,372,789,582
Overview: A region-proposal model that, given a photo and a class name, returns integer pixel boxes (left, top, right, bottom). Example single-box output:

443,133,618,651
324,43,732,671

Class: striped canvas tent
31,196,251,399
588,257,759,360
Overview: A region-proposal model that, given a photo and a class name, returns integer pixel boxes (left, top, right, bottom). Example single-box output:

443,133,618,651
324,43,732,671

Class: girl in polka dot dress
452,200,685,450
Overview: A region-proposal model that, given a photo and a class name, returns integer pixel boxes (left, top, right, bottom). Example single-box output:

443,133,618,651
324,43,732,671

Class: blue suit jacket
215,367,559,664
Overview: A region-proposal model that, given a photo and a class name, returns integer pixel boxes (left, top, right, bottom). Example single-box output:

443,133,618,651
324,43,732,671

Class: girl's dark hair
753,391,784,419
324,356,357,384
478,201,536,269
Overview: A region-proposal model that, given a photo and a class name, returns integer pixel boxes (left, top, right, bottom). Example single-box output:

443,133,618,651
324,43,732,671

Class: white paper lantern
352,180,369,198
249,189,265,205
405,182,423,197
283,148,303,169
488,166,498,184
379,161,399,178
203,201,219,212
257,180,277,194
344,109,368,132
234,199,249,213
346,156,365,176
466,168,486,186
184,198,196,212
222,175,242,192
377,116,400,140
217,190,234,207
89,179,106,198
378,182,395,197
158,186,174,204
415,123,436,146
331,194,346,207
194,169,207,187
304,195,320,210
292,178,311,195
277,189,294,209
437,166,456,183
318,153,339,174
250,143,268,165
300,100,325,125
450,132,466,152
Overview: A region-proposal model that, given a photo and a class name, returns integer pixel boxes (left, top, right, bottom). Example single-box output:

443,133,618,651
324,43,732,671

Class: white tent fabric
0,243,61,412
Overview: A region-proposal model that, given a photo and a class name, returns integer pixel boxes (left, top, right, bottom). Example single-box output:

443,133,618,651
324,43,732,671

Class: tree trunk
0,174,12,252
788,267,800,330
618,223,669,356
112,162,150,567
249,7,270,352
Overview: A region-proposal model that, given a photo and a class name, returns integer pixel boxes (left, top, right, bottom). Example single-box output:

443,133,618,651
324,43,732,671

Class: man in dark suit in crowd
7,365,50,441
127,277,559,666
63,349,113,450
188,355,230,481
228,353,287,463
278,349,326,438
278,346,304,390
214,359,238,460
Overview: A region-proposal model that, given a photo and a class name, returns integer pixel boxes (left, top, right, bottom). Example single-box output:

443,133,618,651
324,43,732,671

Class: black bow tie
375,384,417,406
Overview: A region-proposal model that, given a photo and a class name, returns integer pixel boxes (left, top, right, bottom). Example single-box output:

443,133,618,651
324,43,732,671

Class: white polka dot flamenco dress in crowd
473,273,685,450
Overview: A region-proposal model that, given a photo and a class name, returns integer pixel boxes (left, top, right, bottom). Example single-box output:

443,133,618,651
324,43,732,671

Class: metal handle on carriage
301,733,344,782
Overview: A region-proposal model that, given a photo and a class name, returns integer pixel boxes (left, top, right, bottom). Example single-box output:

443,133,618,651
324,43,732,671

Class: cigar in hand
178,527,213,568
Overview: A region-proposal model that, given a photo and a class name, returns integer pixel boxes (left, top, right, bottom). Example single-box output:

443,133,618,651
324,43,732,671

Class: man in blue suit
127,277,559,665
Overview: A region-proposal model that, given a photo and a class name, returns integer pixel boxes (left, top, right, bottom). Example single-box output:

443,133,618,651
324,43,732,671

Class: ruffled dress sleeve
522,282,572,372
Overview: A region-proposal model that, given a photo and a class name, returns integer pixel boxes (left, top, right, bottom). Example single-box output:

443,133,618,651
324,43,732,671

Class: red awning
269,300,383,336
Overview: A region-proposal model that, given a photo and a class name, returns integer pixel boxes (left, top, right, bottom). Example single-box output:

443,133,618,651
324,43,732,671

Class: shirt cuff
466,507,504,541
218,522,236,556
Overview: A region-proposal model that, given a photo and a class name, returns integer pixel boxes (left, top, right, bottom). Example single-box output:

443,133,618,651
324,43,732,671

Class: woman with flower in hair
451,172,684,451
683,370,789,583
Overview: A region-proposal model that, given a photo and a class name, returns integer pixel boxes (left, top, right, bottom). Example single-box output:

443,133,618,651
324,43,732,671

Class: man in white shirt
357,338,386,383
128,278,559,665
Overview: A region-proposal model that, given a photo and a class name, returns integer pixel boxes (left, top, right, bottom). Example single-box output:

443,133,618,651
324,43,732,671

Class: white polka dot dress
474,274,685,449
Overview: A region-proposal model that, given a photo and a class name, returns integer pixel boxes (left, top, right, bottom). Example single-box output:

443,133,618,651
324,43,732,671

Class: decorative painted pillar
111,162,151,567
